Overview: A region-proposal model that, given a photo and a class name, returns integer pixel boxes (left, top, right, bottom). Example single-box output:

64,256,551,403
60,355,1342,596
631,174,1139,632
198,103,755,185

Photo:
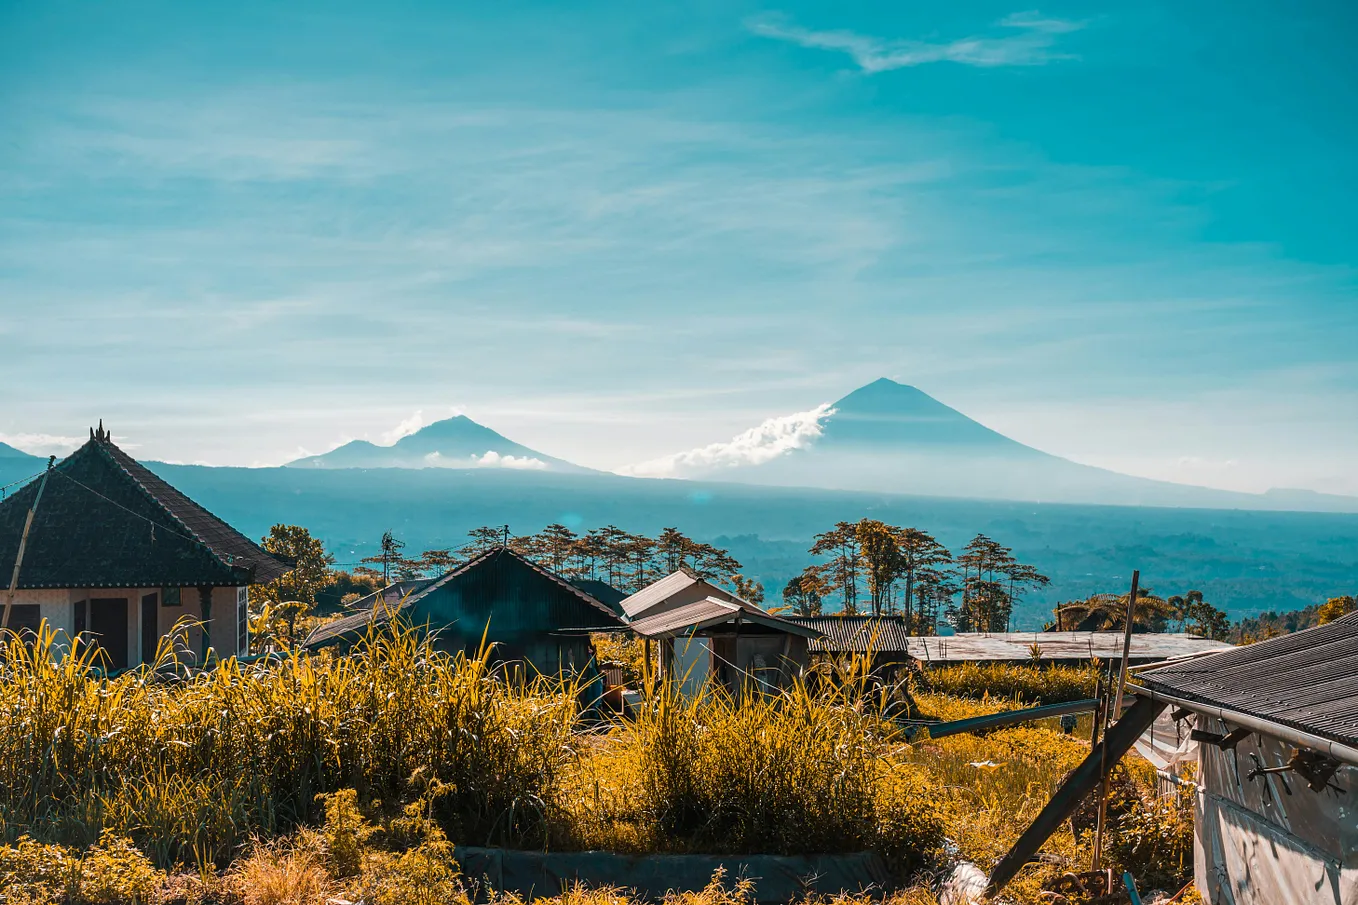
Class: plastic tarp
454,847,894,903
1192,716,1357,905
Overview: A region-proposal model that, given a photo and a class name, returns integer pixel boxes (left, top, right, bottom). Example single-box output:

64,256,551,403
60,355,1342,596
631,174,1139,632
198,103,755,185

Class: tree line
780,520,1051,634
354,524,748,597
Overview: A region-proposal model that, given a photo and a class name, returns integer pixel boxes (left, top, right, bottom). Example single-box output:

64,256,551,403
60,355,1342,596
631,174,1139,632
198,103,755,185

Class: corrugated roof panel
629,598,742,638
1137,613,1358,746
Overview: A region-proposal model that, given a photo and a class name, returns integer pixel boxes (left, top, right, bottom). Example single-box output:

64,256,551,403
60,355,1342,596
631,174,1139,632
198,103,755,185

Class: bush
0,831,159,905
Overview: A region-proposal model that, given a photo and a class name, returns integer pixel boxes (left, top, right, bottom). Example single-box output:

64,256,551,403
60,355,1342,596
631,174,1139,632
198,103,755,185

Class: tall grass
0,622,580,866
916,662,1098,705
566,680,945,873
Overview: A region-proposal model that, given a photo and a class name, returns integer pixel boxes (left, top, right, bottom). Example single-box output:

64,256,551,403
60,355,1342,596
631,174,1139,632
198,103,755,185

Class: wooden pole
985,694,1167,895
1093,569,1140,870
2,457,56,632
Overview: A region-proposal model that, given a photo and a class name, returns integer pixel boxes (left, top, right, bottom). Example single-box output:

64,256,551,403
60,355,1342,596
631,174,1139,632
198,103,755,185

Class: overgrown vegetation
0,622,1193,904
916,662,1099,705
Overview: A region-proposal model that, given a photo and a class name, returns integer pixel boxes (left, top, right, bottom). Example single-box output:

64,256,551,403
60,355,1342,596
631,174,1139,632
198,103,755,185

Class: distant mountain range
286,415,589,473
0,442,41,461
5,378,1357,513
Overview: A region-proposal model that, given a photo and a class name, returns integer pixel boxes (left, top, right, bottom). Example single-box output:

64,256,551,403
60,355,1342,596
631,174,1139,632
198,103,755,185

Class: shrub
0,831,159,905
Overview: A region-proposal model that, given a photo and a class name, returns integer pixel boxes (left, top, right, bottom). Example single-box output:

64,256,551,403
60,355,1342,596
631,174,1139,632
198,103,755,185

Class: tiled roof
0,432,288,589
1135,613,1358,747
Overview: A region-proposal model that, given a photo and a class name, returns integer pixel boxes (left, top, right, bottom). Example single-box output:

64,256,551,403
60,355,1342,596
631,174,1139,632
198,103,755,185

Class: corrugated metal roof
304,546,620,647
629,597,742,637
621,567,762,620
785,618,1232,662
788,616,916,653
620,569,702,618
1136,613,1358,747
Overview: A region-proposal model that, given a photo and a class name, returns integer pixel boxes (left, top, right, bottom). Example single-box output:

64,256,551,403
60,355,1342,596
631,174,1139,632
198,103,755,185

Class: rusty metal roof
788,616,916,653
1136,612,1358,747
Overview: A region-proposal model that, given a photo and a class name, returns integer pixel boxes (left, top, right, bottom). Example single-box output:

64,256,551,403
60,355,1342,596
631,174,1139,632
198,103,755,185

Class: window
162,587,182,607
237,587,249,656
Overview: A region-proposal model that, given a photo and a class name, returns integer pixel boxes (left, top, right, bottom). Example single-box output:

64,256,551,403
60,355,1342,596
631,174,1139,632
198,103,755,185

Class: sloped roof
630,597,742,638
787,616,916,653
630,595,822,639
907,631,1227,662
620,567,760,620
304,545,622,647
1135,613,1358,747
570,578,629,617
0,429,288,588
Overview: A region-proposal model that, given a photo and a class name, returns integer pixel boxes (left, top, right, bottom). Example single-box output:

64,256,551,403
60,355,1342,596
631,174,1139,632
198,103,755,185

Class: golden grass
0,622,1192,903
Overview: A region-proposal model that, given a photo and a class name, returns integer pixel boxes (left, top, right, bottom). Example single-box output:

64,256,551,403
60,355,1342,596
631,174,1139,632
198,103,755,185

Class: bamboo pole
2,457,56,632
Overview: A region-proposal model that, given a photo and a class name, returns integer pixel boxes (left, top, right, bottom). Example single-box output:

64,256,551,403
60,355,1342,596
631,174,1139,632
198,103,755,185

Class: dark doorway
88,598,129,671
141,593,159,665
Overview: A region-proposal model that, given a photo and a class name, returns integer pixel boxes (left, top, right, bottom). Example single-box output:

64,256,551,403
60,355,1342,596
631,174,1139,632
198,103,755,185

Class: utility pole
2,457,57,632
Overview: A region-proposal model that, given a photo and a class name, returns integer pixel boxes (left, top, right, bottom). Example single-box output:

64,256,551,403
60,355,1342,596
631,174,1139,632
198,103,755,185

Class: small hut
622,568,819,699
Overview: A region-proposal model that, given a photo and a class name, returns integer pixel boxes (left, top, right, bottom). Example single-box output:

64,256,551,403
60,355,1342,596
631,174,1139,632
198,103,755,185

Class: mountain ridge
286,414,589,473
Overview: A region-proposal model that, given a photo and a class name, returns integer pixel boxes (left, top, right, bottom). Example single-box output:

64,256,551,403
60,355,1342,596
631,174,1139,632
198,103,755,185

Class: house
622,567,820,699
1129,614,1358,905
787,618,1231,668
0,425,290,670
304,545,625,674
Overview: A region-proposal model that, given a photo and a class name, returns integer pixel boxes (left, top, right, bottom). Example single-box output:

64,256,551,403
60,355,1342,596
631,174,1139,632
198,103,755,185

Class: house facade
305,545,625,675
0,426,290,670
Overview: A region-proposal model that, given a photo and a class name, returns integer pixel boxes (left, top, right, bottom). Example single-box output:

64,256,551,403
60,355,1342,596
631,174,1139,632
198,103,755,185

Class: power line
0,469,46,498
51,469,206,550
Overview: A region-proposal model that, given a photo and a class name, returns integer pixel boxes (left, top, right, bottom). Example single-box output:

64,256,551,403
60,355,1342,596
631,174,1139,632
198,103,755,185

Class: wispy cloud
619,403,834,477
0,432,82,457
747,10,1086,73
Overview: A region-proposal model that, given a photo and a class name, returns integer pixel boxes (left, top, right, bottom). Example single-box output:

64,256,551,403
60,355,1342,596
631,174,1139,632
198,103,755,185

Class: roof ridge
87,440,218,554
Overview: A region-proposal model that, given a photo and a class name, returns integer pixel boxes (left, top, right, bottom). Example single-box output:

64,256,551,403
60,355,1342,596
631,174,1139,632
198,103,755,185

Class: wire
0,469,46,497
51,469,206,549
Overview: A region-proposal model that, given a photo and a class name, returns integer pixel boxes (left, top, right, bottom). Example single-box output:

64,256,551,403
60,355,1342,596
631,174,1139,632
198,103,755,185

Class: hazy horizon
4,2,1356,495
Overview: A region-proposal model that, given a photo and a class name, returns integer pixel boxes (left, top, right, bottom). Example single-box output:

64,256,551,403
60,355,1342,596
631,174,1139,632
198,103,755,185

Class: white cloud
422,450,548,470
475,450,549,470
620,404,835,478
381,410,431,445
0,432,82,457
747,11,1085,73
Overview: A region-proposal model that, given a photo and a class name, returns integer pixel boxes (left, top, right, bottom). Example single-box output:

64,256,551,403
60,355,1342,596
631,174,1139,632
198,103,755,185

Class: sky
2,0,1356,495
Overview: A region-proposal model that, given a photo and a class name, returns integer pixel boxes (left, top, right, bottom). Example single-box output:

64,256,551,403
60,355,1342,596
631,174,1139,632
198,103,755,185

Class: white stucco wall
11,585,245,666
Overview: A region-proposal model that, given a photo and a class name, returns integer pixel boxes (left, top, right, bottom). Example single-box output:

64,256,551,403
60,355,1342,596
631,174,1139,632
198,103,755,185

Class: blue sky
2,0,1356,494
